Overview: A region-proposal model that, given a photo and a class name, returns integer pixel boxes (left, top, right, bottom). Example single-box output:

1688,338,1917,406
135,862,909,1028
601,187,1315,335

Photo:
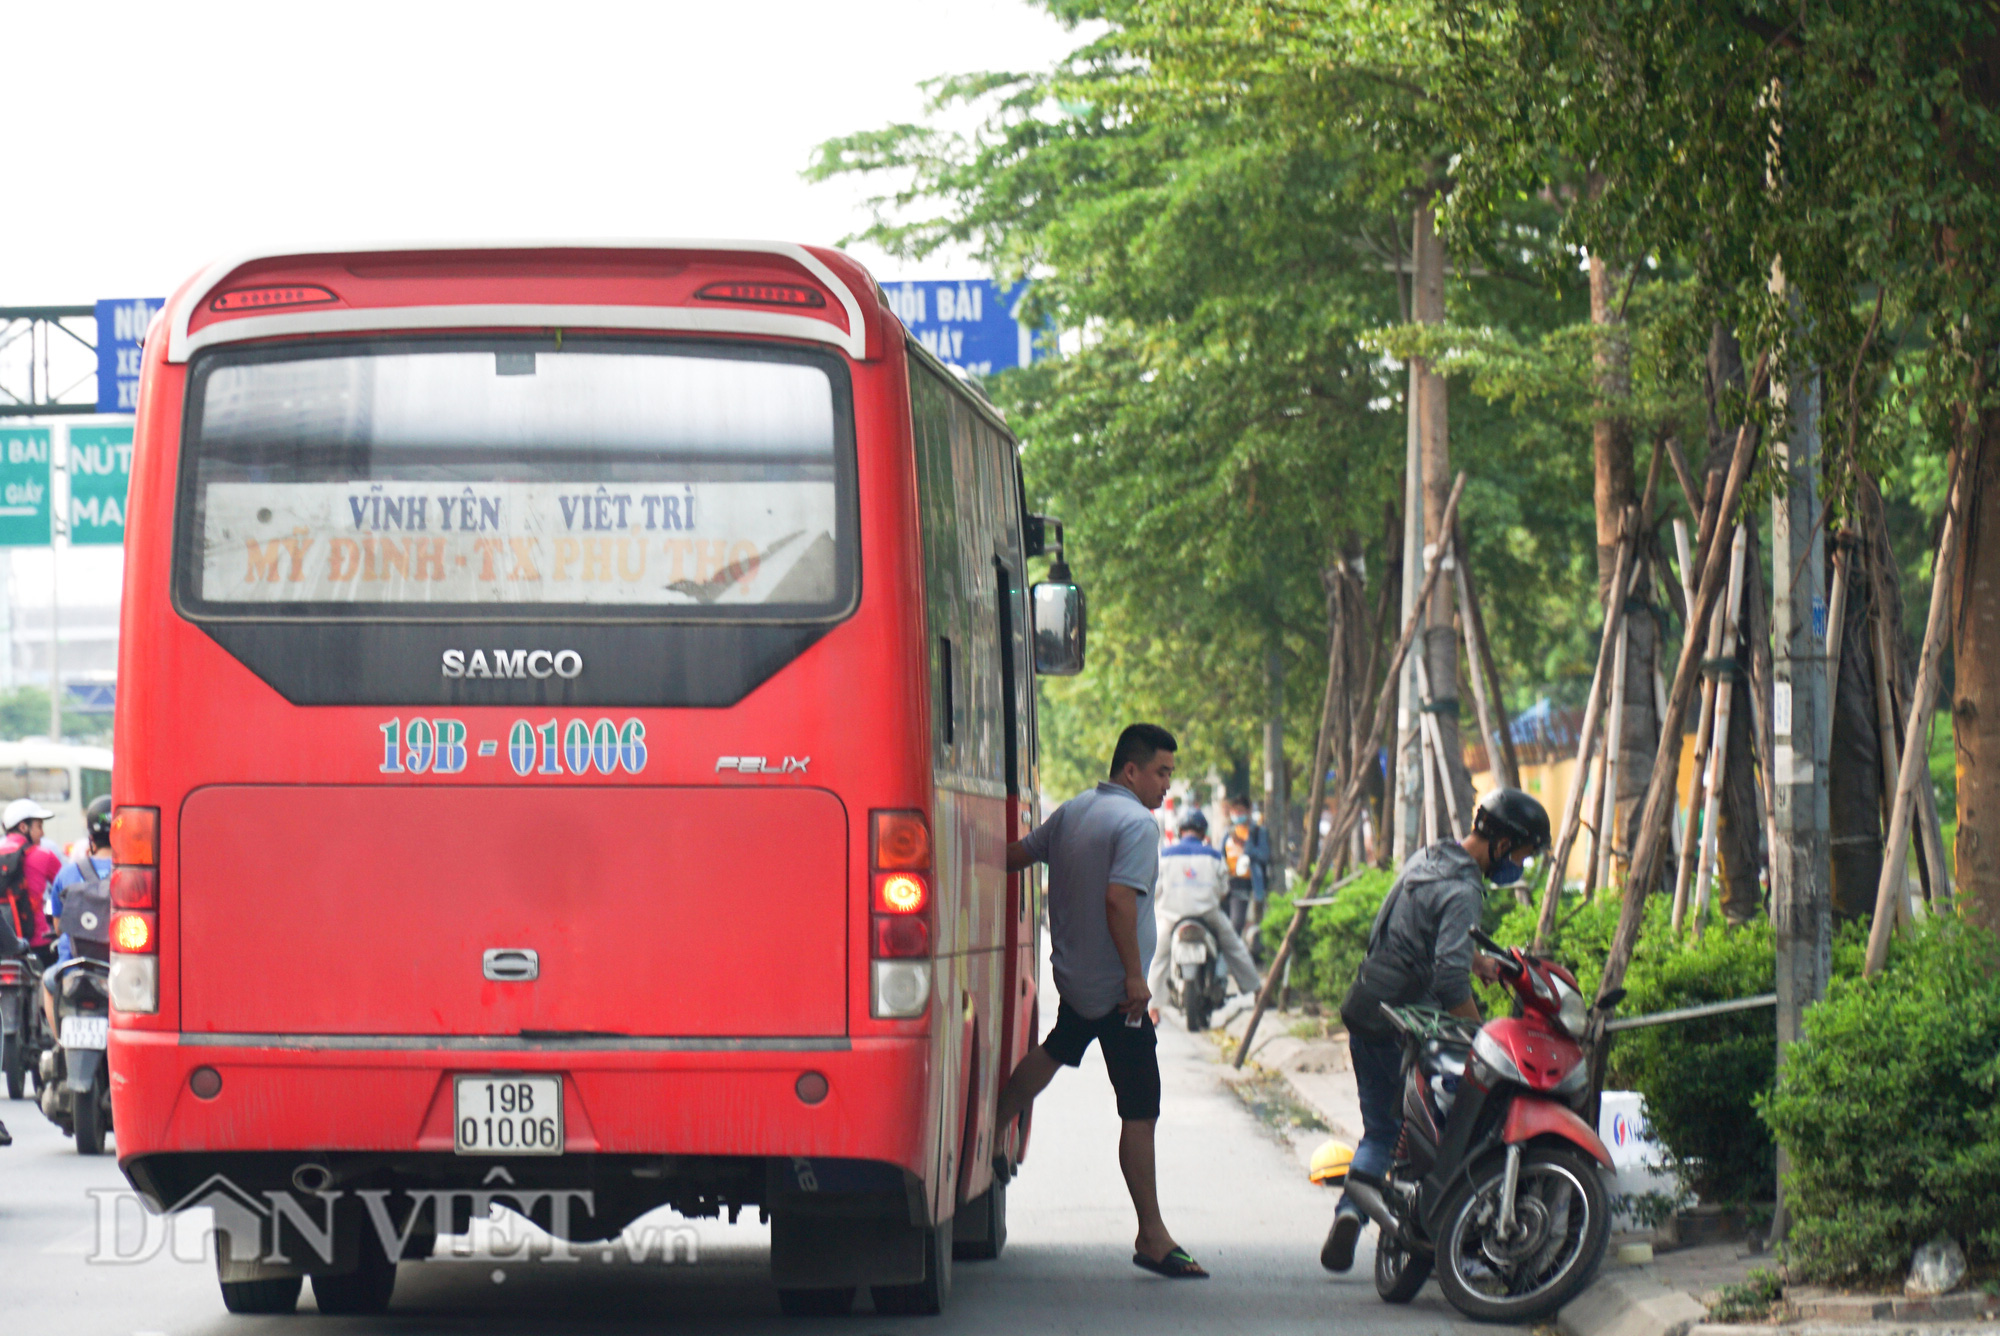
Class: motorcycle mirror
1596,986,1628,1012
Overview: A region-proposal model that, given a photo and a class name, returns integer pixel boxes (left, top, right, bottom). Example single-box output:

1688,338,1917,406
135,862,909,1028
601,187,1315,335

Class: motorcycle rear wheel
1434,1145,1608,1324
74,1077,107,1155
1374,1230,1433,1303
2,1030,21,1100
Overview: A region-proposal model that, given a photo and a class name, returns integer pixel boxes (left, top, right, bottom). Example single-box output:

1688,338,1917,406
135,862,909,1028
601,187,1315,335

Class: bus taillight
869,811,933,1018
694,280,826,308
110,807,158,866
109,806,161,1014
111,868,156,909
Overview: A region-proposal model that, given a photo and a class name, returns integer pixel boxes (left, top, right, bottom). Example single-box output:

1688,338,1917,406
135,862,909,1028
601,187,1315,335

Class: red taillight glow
0,961,21,987
111,867,156,909
111,911,156,954
868,809,933,971
871,810,931,870
875,872,928,915
111,807,159,866
694,280,826,309
210,284,339,312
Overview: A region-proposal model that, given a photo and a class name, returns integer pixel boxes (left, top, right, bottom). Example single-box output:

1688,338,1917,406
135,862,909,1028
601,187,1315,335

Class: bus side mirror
1032,579,1086,676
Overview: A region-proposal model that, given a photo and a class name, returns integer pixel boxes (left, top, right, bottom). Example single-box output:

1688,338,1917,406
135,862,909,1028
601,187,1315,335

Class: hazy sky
4,0,1083,607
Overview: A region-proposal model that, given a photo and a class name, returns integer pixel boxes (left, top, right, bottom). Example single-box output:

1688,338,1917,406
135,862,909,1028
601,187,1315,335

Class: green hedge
1759,919,2000,1284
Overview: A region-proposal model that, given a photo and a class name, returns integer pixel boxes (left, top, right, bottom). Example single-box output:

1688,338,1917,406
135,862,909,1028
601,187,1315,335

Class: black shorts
1041,999,1161,1121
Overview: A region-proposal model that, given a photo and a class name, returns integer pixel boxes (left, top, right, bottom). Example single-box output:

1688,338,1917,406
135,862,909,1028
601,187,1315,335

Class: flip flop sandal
1133,1247,1209,1279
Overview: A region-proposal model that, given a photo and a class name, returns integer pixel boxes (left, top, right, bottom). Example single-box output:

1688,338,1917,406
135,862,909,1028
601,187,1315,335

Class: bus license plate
454,1075,563,1155
61,1015,109,1050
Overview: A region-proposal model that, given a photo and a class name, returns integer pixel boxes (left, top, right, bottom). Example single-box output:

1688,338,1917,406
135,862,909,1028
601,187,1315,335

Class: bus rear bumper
111,1030,934,1209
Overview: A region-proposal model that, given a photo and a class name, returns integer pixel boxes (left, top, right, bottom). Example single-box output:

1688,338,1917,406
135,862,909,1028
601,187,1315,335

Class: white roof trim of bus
166,239,870,362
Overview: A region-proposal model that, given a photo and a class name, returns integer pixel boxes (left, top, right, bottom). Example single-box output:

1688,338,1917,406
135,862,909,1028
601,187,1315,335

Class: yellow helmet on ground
1309,1138,1355,1186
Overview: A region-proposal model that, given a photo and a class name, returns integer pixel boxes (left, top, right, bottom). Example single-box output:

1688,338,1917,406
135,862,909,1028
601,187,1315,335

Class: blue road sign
879,280,1049,376
95,298,165,413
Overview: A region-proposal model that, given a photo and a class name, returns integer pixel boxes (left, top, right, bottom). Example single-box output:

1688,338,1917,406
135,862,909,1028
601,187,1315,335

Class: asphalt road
0,996,1493,1335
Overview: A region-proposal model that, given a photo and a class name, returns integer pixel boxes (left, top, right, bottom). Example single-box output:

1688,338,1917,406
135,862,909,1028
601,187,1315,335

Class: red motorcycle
1344,928,1625,1324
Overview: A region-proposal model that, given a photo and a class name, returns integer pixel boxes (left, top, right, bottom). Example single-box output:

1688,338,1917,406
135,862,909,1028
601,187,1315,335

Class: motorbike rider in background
1,799,64,957
1146,812,1261,1022
1319,787,1550,1274
42,797,114,1039
1221,797,1272,936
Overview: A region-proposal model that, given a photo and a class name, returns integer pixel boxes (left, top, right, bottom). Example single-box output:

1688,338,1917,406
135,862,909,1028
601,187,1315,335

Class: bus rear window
177,339,855,619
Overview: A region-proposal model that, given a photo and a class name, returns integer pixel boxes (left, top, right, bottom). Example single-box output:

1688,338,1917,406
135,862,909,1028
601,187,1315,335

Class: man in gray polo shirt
996,723,1208,1279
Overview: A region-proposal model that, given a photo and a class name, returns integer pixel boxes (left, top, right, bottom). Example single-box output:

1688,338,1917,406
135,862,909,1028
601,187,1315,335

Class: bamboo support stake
1864,455,1963,974
1869,610,1917,923
1590,351,1769,1024
1298,579,1346,874
1594,618,1630,891
1692,526,1751,936
1457,552,1510,793
1673,519,1697,608
1457,522,1521,788
1231,871,1364,1069
1310,473,1469,881
1533,510,1638,950
1913,721,1952,906
1414,652,1466,838
1864,460,1960,972
1671,546,1733,931
1822,537,1849,767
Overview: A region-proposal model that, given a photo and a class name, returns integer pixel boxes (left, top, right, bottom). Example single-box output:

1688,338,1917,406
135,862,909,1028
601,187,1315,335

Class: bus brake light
111,807,159,866
111,911,156,954
694,281,826,309
874,872,927,915
210,284,339,312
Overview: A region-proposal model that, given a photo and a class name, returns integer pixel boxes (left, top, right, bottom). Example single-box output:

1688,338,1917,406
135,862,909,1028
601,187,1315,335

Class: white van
0,740,114,850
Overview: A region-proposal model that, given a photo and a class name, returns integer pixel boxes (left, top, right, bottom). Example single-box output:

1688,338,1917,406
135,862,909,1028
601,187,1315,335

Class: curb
1690,1327,1997,1336
1556,1269,1709,1336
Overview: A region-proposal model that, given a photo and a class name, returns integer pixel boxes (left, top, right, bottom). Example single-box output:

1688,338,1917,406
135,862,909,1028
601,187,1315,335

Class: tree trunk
1953,395,2000,934
1414,200,1475,835
1372,506,1404,867
1827,533,1886,920
1589,241,1658,880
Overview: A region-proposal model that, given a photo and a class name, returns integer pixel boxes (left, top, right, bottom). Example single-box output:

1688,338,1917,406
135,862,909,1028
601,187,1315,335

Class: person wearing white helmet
0,798,63,957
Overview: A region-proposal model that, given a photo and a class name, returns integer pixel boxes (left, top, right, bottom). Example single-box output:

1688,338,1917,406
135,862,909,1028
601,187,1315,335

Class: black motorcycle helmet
1177,809,1209,837
1473,787,1550,861
85,795,112,844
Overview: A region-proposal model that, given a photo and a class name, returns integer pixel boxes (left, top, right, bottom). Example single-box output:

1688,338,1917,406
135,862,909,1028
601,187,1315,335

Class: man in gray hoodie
1320,787,1549,1273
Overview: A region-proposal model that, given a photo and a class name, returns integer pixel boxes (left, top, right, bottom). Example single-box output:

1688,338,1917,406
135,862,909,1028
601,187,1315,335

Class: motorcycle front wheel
1434,1144,1608,1324
1374,1228,1433,1303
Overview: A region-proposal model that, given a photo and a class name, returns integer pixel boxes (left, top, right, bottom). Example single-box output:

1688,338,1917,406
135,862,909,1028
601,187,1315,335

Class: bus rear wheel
311,1232,398,1316
871,1217,951,1316
220,1275,301,1315
953,1180,1006,1261
778,1287,855,1316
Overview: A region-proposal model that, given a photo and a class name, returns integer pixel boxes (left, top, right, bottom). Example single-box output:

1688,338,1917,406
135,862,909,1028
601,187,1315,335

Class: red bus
106,241,1087,1317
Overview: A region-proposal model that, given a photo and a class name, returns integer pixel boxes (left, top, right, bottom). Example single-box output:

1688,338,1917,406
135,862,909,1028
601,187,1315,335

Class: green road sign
69,425,131,545
0,428,53,547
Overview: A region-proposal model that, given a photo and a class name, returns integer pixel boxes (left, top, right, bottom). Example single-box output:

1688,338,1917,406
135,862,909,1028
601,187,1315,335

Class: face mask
1488,857,1524,887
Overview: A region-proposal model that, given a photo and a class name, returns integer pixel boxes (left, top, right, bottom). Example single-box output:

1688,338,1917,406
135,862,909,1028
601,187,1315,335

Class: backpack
0,836,30,941
59,855,112,957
